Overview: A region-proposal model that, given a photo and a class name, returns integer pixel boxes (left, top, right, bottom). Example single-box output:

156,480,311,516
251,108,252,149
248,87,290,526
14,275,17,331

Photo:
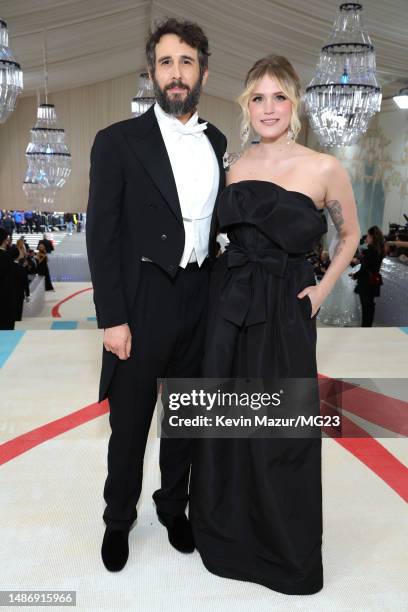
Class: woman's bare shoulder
294,146,345,177
298,145,341,167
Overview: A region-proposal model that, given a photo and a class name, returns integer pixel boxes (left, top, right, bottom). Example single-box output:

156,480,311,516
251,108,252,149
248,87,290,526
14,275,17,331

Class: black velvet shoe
101,527,129,572
157,513,195,553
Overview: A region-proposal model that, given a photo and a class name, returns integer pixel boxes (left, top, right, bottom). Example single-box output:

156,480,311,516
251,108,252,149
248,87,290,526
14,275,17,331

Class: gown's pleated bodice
202,180,327,378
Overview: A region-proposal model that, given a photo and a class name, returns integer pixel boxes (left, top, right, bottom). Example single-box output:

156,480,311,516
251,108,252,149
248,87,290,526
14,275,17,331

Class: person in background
25,249,38,276
3,213,15,239
64,212,74,235
0,228,16,330
13,210,24,234
8,245,29,321
16,237,28,260
24,210,34,233
385,243,398,257
36,243,55,291
350,225,385,327
308,244,331,281
37,233,54,254
76,213,83,233
33,211,41,233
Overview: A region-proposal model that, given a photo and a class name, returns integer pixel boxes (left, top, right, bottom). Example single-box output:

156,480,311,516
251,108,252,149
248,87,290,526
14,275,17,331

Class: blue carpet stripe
51,321,78,330
0,331,26,368
399,327,408,335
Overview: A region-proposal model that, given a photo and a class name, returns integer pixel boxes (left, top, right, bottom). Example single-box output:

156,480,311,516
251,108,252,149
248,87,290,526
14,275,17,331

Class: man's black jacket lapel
124,106,183,226
198,118,225,197
124,106,225,228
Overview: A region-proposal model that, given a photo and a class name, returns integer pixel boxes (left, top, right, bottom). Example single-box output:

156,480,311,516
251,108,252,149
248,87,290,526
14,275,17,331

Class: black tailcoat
86,105,227,401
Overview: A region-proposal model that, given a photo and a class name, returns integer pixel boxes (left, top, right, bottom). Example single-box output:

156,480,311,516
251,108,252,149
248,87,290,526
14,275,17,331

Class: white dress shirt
154,103,219,267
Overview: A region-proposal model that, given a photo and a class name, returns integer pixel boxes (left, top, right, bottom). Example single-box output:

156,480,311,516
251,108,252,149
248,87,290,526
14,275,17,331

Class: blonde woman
16,237,27,261
189,56,360,594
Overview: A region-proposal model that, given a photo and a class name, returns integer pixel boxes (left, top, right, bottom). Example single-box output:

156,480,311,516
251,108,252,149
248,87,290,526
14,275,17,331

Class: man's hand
104,324,132,360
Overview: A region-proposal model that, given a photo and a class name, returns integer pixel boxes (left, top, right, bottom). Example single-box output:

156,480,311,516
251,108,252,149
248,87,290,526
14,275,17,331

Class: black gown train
189,180,328,595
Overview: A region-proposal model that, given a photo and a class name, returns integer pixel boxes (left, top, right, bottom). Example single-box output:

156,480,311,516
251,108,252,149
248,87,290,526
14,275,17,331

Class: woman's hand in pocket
297,285,325,318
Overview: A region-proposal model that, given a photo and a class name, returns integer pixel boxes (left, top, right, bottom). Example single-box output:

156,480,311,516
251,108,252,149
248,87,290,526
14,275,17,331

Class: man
86,18,227,572
0,228,16,330
24,210,34,234
32,211,41,234
64,212,74,235
2,213,15,240
13,210,24,234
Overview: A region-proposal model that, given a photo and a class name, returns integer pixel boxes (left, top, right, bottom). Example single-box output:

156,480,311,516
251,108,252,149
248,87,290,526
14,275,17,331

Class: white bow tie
169,120,208,138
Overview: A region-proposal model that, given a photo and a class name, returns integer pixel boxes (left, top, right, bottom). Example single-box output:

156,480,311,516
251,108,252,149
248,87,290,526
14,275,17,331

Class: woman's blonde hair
16,237,26,257
237,55,302,146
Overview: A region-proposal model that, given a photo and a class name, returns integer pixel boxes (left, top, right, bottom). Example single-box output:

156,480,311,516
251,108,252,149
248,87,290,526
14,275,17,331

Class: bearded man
86,18,227,572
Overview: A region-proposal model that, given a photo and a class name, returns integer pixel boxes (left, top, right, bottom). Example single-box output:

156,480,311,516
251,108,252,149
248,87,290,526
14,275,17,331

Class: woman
36,243,54,291
16,237,27,261
189,55,360,595
351,226,385,327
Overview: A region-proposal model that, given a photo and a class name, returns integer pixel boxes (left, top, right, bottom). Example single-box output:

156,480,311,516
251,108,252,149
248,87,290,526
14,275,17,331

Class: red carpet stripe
0,381,407,503
334,415,408,503
51,286,93,318
318,374,408,436
0,400,108,466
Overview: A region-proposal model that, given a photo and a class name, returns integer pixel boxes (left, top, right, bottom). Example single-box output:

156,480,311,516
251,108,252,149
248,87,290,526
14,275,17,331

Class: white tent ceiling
2,0,408,102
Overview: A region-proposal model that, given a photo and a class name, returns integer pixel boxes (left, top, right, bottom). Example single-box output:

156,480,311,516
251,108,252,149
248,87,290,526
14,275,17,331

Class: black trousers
103,259,210,531
359,293,376,327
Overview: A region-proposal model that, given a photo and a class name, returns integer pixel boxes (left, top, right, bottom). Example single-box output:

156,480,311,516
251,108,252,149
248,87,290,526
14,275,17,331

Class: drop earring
286,128,295,144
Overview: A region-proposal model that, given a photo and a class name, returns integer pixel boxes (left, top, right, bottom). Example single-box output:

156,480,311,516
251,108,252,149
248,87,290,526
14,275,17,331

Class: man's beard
152,75,203,117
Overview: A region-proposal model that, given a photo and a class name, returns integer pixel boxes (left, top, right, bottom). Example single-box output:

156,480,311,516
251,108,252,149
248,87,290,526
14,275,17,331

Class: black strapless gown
189,180,328,595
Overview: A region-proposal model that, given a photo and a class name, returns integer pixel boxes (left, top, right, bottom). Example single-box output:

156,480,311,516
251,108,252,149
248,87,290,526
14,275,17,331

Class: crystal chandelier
0,19,23,123
303,3,382,147
22,30,71,210
131,72,155,117
23,103,72,209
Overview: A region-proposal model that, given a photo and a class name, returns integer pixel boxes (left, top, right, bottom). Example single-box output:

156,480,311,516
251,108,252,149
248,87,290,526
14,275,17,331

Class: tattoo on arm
327,199,346,261
333,238,346,260
326,200,345,233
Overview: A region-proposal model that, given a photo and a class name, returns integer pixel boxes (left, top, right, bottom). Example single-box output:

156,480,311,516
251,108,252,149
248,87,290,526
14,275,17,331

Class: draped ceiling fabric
0,0,407,212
